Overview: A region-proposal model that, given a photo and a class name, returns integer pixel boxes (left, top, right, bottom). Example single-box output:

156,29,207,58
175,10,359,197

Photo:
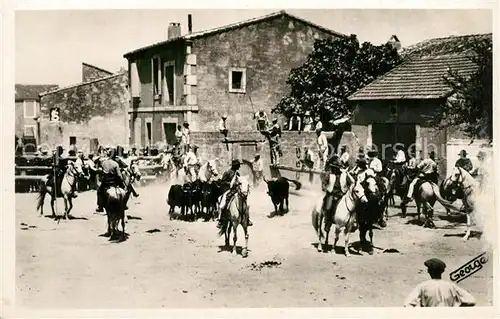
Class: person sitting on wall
314,115,323,132
219,113,229,140
182,122,191,155
302,111,313,132
288,114,301,131
254,110,269,132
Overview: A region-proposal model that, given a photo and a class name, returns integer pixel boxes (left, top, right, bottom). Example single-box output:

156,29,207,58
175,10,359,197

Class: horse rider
367,148,386,195
404,258,475,307
95,147,126,213
316,127,328,170
183,144,199,183
402,151,438,205
267,118,281,165
217,159,253,229
350,148,367,176
455,149,473,173
353,157,375,183
301,146,315,170
322,153,346,232
47,145,78,198
339,145,350,169
116,145,139,201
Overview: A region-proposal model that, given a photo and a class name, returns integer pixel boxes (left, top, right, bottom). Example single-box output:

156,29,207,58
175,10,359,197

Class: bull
263,176,301,215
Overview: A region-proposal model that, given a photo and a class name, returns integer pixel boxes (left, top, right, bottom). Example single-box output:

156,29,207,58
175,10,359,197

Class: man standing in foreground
404,258,476,307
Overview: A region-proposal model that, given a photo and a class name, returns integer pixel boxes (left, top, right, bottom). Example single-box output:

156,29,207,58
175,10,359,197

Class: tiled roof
39,72,126,96
348,54,479,100
15,84,59,101
82,62,113,75
348,33,491,101
401,33,492,59
123,10,346,58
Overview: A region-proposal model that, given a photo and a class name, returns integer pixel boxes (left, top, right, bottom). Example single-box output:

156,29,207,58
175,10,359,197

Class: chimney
188,14,192,34
388,35,401,51
167,22,181,40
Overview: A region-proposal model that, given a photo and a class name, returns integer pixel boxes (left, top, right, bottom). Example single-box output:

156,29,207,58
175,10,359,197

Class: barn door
395,124,416,155
372,123,395,160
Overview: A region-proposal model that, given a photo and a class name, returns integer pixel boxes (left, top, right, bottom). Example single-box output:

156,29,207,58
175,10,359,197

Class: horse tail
311,205,320,235
282,177,302,190
429,183,461,212
218,219,228,237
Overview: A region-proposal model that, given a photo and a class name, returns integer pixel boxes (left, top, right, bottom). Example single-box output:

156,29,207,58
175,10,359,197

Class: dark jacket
455,158,473,172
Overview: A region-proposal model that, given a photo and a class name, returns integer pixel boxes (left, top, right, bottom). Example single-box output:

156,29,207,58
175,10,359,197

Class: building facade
39,63,129,152
15,84,59,148
347,33,491,177
124,10,345,148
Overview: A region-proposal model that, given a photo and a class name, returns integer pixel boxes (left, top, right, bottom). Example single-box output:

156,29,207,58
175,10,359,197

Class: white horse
448,166,480,241
37,161,85,219
312,177,369,257
197,159,220,182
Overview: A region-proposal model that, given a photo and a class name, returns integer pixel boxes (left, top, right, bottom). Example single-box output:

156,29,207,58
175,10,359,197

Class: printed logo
450,252,488,283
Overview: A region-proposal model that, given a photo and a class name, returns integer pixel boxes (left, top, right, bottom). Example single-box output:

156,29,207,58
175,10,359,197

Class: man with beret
404,258,476,307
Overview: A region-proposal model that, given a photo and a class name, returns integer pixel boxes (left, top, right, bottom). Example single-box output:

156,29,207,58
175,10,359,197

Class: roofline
82,62,114,75
401,32,492,56
123,10,346,59
39,72,126,97
347,53,477,101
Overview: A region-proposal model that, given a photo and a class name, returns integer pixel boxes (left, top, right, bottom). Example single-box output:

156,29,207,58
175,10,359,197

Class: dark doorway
372,123,416,161
146,122,152,146
163,122,177,145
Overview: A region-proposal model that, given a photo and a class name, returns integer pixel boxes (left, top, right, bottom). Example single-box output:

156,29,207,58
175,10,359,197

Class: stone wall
191,15,341,131
82,63,114,83
191,131,317,176
39,72,129,151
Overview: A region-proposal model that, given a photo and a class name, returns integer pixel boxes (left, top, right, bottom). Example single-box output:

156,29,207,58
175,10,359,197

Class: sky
15,9,493,87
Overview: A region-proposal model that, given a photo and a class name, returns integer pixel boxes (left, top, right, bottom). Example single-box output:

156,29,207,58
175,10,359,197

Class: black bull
167,180,226,221
263,176,302,214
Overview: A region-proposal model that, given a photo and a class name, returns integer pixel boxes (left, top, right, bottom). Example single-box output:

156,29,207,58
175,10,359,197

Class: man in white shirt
403,151,438,204
339,145,350,169
394,144,407,164
181,122,191,154
316,128,328,170
404,258,475,307
254,110,268,132
251,153,264,186
183,145,199,183
314,115,323,132
302,111,313,132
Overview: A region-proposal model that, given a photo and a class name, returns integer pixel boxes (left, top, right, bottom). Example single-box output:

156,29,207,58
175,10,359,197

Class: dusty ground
16,182,493,308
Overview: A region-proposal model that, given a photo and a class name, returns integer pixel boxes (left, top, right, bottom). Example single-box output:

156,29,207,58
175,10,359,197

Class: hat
255,153,260,158
459,150,468,156
304,111,311,116
477,150,486,159
367,147,378,156
424,258,446,273
183,122,190,127
357,157,367,165
222,113,228,119
429,151,436,157
231,159,241,167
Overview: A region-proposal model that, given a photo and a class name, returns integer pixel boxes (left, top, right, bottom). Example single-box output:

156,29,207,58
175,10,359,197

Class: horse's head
68,161,85,178
361,174,379,197
352,181,369,203
207,160,219,178
237,177,251,199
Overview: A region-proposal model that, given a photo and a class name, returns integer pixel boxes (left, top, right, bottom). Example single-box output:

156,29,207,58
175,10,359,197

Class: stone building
123,10,345,148
39,63,129,152
348,33,492,176
15,84,59,149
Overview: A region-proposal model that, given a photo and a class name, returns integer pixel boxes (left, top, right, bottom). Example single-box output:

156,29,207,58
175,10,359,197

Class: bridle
344,182,367,215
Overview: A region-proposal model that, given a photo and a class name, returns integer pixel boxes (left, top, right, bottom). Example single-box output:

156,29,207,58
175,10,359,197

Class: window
164,61,175,105
152,57,161,97
145,119,152,146
229,67,246,93
24,101,36,118
162,120,177,145
69,136,77,145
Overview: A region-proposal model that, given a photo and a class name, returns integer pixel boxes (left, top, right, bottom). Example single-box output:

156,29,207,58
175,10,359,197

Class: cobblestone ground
16,182,493,308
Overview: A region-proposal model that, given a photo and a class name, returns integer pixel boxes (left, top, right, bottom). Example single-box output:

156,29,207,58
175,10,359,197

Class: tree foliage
273,34,402,128
431,37,493,141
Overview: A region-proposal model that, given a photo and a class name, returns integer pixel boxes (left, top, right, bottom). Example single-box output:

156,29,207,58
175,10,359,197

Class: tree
432,37,493,141
273,34,402,129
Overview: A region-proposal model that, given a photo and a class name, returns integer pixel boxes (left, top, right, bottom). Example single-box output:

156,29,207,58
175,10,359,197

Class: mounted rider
183,144,199,183
322,153,348,232
455,150,473,173
367,147,387,195
95,147,126,213
46,145,78,198
402,151,438,205
116,145,139,203
217,159,253,229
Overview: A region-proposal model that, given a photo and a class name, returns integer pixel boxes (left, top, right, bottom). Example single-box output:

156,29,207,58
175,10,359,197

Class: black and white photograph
2,2,497,316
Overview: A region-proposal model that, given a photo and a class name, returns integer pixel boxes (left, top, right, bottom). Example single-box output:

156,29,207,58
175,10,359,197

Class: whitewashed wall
446,138,493,176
